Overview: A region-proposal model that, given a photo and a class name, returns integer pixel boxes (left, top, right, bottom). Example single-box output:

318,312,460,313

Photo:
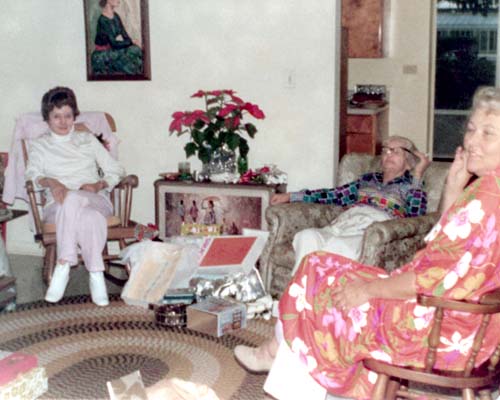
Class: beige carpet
0,295,275,400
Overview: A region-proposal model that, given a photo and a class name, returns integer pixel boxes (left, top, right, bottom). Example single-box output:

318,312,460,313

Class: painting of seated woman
84,0,151,80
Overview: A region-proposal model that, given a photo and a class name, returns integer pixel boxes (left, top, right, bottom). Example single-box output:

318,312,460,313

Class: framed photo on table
154,180,284,240
83,0,151,81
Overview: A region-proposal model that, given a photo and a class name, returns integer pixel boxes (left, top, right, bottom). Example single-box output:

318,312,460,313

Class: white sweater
25,129,125,205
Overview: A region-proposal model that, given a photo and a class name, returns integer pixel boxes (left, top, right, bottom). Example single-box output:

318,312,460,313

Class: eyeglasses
381,146,413,156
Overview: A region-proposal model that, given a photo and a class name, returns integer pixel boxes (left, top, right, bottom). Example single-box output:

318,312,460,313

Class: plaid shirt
290,170,427,218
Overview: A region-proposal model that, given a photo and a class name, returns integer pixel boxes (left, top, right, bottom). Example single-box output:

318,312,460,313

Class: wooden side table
154,179,286,239
341,106,389,157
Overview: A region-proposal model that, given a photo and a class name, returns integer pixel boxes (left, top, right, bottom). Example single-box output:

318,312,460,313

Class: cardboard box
0,367,47,400
187,297,246,337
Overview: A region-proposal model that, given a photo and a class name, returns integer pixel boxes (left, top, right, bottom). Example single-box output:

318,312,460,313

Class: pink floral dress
279,172,500,399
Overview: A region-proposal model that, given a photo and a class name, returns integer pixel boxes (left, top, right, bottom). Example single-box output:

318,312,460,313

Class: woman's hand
331,272,416,313
412,150,431,179
447,146,472,190
440,146,472,212
331,278,371,313
270,193,291,205
46,179,68,204
80,181,107,193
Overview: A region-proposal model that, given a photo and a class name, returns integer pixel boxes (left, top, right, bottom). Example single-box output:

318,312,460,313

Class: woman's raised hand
270,193,291,205
412,150,431,179
448,146,472,190
440,146,472,213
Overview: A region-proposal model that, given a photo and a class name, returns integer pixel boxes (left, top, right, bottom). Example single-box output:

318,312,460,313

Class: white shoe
45,262,70,303
89,272,109,306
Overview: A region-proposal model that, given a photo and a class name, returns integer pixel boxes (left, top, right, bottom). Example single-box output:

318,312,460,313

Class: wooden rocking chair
363,289,500,400
23,113,139,285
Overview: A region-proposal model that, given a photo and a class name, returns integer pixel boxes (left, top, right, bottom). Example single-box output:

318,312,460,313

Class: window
433,1,498,159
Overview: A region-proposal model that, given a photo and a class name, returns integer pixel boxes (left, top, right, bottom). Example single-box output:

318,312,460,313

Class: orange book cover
199,236,257,267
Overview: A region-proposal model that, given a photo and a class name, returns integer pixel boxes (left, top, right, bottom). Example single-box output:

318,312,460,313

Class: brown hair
41,87,80,121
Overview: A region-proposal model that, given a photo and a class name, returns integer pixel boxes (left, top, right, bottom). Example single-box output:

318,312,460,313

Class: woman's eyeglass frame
381,146,414,156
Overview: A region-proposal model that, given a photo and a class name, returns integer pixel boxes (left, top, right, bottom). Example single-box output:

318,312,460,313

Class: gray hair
471,86,500,114
382,135,419,168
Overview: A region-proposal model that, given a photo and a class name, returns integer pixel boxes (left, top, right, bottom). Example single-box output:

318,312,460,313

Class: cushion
42,215,121,234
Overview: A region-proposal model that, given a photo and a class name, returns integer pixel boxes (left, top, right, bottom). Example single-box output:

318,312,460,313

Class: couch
259,153,451,298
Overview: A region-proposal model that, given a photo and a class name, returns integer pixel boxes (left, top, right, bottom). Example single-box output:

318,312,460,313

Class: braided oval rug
0,295,275,400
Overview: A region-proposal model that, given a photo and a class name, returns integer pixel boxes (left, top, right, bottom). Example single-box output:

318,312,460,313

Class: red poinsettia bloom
169,112,185,132
191,90,205,98
242,102,265,119
229,94,244,104
224,116,241,130
218,104,238,118
169,110,209,132
170,90,264,165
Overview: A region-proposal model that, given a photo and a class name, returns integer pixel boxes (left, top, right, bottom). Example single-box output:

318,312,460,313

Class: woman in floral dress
234,86,500,399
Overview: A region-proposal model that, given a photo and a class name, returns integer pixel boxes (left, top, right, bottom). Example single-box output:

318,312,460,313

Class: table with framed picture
154,179,286,240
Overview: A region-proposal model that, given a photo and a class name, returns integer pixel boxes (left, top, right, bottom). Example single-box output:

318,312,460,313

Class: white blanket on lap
292,205,391,275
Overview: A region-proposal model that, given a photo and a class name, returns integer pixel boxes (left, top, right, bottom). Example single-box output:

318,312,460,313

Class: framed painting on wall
154,180,284,240
83,0,151,81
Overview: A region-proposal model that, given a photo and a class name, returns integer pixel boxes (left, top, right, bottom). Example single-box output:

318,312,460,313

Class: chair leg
462,388,475,400
371,373,389,400
43,245,56,285
386,378,401,400
102,244,110,274
478,388,492,400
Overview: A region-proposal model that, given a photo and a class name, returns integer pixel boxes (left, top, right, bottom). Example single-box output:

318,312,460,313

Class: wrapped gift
187,297,246,337
0,367,47,400
133,223,159,241
180,223,222,236
0,352,38,386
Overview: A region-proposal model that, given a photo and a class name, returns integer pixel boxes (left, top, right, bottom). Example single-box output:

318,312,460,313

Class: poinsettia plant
169,90,265,163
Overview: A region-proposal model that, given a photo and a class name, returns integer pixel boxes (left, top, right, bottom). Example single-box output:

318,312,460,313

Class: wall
348,0,434,152
0,0,340,255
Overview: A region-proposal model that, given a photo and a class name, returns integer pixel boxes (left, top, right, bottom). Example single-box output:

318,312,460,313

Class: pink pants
43,190,113,272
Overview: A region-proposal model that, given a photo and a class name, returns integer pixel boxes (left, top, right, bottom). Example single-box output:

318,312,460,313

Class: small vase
208,146,237,176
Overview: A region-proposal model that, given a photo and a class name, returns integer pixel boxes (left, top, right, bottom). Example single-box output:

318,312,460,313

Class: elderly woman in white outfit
25,87,125,306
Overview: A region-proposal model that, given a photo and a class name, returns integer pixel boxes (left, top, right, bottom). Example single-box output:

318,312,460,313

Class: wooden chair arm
25,179,44,237
115,174,139,189
480,288,500,305
25,179,35,192
418,292,500,314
